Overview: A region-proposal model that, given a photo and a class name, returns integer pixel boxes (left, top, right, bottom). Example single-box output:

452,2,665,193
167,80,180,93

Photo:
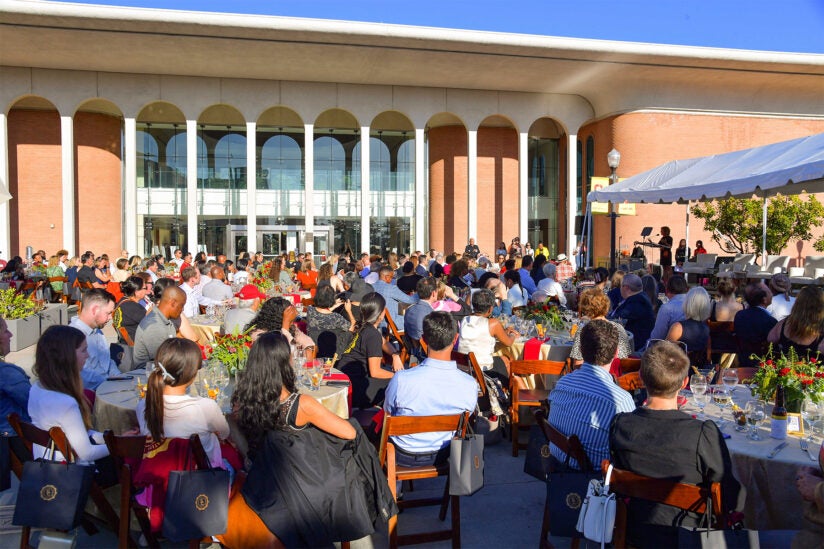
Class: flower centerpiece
249,271,274,295
204,330,253,376
520,299,565,331
748,345,824,409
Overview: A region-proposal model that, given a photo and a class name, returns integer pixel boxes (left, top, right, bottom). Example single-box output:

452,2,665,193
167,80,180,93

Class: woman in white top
28,325,109,464
767,273,795,321
503,269,529,307
137,338,230,467
457,289,519,384
534,262,567,306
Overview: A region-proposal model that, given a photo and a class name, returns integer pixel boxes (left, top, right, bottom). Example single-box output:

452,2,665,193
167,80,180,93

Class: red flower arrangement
748,345,824,405
206,330,253,375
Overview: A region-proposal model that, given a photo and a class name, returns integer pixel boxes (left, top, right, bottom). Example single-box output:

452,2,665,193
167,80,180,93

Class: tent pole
584,200,592,268
762,197,768,267
685,201,690,263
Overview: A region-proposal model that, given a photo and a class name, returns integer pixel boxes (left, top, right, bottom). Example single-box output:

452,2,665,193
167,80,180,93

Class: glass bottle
770,384,788,440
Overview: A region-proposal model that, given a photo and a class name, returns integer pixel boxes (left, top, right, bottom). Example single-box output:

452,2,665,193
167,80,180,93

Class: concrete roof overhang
2,0,824,119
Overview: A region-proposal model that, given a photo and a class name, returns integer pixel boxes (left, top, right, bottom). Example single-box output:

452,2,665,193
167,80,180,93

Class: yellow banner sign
590,177,634,215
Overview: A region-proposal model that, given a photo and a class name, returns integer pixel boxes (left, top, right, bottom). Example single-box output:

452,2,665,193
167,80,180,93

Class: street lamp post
607,148,621,271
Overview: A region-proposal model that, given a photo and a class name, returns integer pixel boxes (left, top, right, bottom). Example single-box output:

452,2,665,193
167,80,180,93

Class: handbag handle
602,464,614,494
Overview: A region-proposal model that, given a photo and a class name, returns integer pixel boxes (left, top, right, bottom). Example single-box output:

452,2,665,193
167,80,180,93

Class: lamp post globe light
607,149,621,270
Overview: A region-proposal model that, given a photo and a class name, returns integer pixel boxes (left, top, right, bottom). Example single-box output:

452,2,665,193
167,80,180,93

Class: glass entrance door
224,225,335,262
259,229,300,259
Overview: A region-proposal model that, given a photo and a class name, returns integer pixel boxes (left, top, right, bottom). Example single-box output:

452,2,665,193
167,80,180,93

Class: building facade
2,1,823,261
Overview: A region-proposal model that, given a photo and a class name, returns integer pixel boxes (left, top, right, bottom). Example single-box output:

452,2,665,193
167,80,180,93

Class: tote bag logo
40,484,58,501
566,492,582,510
195,494,209,511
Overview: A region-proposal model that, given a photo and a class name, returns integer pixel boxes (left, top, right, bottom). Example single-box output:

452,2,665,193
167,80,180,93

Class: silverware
800,438,819,462
99,388,135,396
767,441,788,459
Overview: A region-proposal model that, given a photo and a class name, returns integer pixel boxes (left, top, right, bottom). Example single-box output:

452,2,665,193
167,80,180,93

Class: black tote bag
161,466,230,542
12,444,94,531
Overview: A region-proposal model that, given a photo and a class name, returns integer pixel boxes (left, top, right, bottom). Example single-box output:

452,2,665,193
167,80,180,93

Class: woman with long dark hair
336,292,399,408
137,338,229,467
768,285,824,357
220,332,393,548
113,276,149,344
268,255,293,287
28,325,109,463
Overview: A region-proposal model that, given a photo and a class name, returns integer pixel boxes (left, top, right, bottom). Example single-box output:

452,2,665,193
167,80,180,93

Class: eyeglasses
643,338,687,353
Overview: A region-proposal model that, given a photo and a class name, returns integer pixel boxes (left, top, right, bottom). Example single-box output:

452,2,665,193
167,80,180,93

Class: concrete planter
38,303,67,334
6,315,40,352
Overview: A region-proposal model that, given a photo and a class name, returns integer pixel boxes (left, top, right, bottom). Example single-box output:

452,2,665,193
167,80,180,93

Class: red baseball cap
235,284,266,300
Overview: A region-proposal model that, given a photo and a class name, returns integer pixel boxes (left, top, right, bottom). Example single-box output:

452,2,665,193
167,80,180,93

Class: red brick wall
74,111,123,258
428,126,468,254
477,126,519,255
7,109,63,257
581,113,824,265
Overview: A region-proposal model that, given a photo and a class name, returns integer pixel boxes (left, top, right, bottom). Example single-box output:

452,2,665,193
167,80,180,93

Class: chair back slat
511,359,567,377
601,460,724,523
9,412,51,453
379,412,469,465
451,351,487,397
384,309,410,364
534,409,591,471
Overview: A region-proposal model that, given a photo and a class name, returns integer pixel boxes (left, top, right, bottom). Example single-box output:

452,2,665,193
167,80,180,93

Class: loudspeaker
574,215,585,236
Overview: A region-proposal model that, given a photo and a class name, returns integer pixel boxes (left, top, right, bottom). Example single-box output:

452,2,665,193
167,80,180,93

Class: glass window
258,131,303,190
197,126,246,190
314,133,359,191
527,137,560,256
577,139,583,215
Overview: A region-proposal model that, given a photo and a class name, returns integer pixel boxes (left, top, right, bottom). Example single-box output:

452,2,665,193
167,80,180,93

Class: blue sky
55,0,824,53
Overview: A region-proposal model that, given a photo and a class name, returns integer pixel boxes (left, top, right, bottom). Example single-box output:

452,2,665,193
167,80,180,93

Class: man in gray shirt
223,284,264,334
133,286,185,369
202,265,233,301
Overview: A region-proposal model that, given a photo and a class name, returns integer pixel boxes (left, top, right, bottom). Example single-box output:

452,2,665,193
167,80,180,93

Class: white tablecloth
94,368,349,434
681,387,814,529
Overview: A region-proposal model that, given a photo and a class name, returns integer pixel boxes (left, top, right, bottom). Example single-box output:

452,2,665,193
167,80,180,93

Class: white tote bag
576,464,616,548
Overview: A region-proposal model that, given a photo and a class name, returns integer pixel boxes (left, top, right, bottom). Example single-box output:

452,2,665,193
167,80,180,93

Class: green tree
691,194,824,257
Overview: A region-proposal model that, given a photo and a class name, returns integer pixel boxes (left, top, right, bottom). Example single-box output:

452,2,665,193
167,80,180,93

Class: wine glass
693,392,710,421
801,398,824,443
690,374,707,395
744,400,766,440
712,386,732,428
722,368,739,392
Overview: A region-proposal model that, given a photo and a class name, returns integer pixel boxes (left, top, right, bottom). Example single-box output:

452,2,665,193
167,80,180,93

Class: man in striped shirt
547,319,635,469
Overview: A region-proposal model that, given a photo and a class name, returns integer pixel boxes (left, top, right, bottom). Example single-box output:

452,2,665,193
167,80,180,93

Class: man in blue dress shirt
548,319,635,469
384,312,479,467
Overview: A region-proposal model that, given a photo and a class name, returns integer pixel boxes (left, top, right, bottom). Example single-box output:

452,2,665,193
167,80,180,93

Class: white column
360,126,370,254
518,131,528,242
60,115,75,256
246,122,257,253
303,124,314,255
0,113,10,257
567,133,578,257
467,129,478,242
186,120,198,254
414,128,426,252
124,117,137,255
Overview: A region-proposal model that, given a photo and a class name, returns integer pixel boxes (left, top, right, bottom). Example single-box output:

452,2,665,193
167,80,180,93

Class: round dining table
94,367,351,435
680,387,816,530
188,314,223,343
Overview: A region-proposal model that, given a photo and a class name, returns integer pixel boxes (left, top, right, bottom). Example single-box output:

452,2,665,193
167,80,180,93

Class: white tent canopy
582,132,824,268
587,132,824,205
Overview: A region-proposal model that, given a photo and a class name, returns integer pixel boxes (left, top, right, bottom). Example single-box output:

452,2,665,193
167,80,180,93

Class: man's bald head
158,286,186,319
210,266,225,281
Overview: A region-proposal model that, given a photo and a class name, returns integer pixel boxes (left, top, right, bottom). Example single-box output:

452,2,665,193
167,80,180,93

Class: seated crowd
2,240,823,548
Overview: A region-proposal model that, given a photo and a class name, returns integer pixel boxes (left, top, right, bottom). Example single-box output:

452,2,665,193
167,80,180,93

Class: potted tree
0,288,43,352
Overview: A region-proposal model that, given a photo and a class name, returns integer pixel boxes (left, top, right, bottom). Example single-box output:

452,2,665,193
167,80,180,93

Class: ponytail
142,338,201,441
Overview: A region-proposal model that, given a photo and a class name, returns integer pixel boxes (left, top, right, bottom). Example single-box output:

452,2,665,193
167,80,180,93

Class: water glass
693,392,710,421
744,400,765,440
690,374,707,396
308,361,323,391
722,369,739,391
712,386,732,428
801,398,824,442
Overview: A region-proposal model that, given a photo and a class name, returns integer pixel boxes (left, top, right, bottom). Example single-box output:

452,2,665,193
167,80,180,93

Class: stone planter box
38,303,67,334
6,315,40,352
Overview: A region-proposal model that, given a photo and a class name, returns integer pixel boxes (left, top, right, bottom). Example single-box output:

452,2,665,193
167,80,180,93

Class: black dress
336,324,388,408
658,235,673,266
113,299,146,343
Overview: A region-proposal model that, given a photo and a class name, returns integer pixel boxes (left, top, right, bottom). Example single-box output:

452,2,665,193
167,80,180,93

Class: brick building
1,1,823,262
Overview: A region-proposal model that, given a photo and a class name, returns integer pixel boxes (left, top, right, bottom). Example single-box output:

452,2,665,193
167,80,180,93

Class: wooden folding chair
451,351,488,401
48,275,69,303
379,412,469,548
601,459,725,549
534,410,590,549
385,308,410,365
8,413,119,549
617,371,645,391
510,359,568,457
103,431,211,549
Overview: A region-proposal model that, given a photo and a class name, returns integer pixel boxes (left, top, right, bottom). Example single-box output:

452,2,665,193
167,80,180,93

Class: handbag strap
602,464,614,494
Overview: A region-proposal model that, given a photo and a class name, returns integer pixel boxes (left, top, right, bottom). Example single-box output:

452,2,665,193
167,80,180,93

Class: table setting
679,367,822,529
